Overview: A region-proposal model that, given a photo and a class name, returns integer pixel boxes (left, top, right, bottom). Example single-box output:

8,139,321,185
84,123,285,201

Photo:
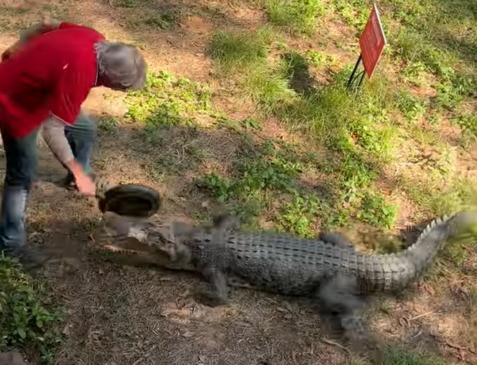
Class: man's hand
1,40,22,62
1,15,61,62
67,159,96,196
75,172,96,196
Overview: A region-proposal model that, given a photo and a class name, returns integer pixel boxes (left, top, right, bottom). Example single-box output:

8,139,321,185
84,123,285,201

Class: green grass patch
97,116,119,136
331,0,369,31
144,8,182,30
451,112,477,142
242,61,298,114
206,48,400,233
401,175,477,218
276,193,321,237
113,0,136,8
195,137,303,226
382,345,448,365
260,0,325,35
347,345,450,365
394,90,428,124
208,27,275,72
0,254,64,364
124,70,213,128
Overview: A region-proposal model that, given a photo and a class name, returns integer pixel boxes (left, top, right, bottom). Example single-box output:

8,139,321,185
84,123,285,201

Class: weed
0,254,64,364
401,175,477,220
306,50,326,67
196,139,302,200
273,83,352,139
432,72,476,111
451,113,477,141
195,137,307,226
357,191,398,229
276,193,320,238
331,0,369,30
395,90,428,124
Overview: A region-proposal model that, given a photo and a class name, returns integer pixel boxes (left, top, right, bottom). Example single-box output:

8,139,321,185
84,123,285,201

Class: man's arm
19,16,62,42
42,117,92,189
46,57,98,195
1,16,88,62
1,16,61,62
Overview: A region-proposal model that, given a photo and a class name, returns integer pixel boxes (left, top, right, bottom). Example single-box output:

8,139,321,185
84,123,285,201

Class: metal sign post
347,3,387,92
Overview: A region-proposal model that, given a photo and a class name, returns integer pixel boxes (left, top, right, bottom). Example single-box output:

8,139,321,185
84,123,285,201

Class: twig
408,311,434,322
320,337,351,354
411,328,423,339
291,351,299,365
445,341,466,351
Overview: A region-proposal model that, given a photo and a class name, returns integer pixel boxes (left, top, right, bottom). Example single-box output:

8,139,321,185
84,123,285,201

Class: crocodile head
96,212,197,271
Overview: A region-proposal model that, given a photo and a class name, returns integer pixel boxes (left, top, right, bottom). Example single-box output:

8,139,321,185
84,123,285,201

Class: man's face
98,76,129,92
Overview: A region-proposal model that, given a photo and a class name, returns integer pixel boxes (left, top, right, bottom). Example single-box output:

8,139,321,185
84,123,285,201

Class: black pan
97,184,161,218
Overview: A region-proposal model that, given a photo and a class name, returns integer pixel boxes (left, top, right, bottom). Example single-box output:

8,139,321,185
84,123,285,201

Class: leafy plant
0,254,64,364
276,193,320,238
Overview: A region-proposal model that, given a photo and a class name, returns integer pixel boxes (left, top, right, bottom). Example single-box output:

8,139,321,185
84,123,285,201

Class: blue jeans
64,112,98,184
0,111,97,250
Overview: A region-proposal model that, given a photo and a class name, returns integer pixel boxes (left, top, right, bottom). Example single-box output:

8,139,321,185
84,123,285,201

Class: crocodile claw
194,290,228,307
340,313,366,333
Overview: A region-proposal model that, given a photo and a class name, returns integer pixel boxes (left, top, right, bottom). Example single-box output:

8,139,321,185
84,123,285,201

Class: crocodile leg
192,214,238,307
194,265,229,307
319,232,357,251
211,214,240,232
317,273,366,333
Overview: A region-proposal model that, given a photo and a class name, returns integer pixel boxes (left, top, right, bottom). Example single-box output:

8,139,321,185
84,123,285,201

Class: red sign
359,3,387,78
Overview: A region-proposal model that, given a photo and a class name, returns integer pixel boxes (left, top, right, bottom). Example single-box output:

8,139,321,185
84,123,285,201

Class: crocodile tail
398,210,477,276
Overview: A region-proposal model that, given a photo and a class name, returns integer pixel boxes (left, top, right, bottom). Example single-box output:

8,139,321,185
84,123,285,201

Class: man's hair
95,40,147,91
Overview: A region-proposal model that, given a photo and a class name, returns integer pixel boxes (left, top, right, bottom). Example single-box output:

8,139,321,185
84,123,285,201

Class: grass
124,70,214,129
348,346,451,365
125,0,476,237
208,26,275,72
381,346,449,365
260,0,325,35
0,254,64,365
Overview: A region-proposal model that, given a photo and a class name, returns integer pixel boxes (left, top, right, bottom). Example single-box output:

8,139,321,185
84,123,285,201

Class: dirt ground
1,0,476,364
12,141,475,365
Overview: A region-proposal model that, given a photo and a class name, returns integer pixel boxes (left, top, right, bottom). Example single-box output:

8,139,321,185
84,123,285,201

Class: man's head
95,40,147,91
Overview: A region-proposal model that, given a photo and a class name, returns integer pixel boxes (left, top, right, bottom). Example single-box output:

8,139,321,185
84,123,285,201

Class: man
0,17,147,258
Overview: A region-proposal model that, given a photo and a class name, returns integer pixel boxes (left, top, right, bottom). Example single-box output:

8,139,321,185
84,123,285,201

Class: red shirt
0,22,105,138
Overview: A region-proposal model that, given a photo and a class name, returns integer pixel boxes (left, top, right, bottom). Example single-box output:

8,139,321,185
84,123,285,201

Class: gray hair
95,40,147,91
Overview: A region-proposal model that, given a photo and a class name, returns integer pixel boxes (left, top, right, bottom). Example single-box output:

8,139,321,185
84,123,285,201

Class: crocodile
95,210,477,331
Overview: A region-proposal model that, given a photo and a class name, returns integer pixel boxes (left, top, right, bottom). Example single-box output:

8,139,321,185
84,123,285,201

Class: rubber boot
0,185,28,257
